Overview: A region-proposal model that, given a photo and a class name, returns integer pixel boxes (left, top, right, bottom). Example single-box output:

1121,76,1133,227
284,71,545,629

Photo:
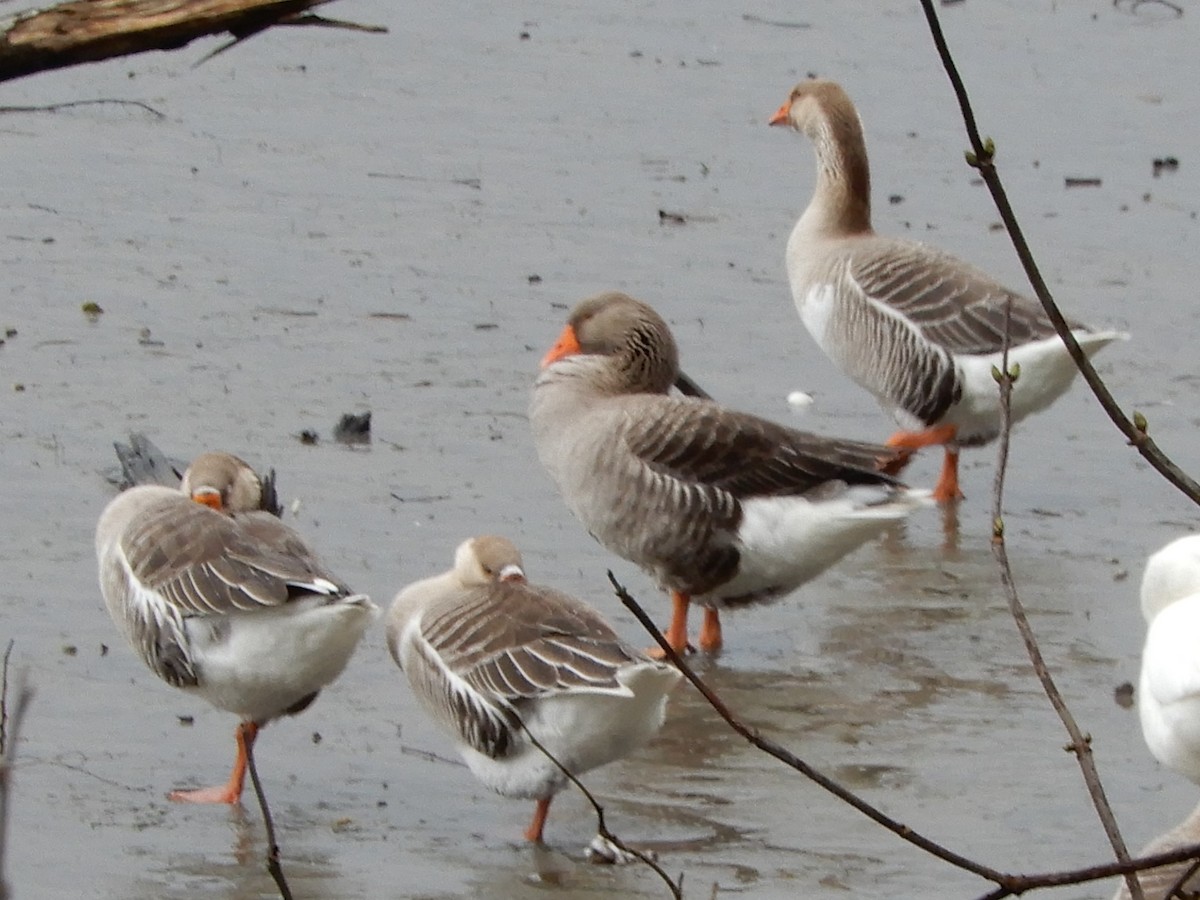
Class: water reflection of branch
519,726,683,898
916,0,1200,508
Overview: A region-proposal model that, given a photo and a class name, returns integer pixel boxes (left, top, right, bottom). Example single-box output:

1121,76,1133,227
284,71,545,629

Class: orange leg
697,607,723,653
884,425,962,503
524,796,553,843
169,720,259,804
884,423,957,454
646,591,694,659
932,447,964,503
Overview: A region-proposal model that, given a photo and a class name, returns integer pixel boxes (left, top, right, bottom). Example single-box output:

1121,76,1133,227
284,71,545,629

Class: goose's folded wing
847,245,1063,356
412,585,645,758
123,504,347,615
622,400,900,498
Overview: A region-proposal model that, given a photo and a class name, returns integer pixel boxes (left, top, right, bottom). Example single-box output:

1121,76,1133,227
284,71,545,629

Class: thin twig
244,729,293,900
1164,856,1200,899
519,726,683,898
0,98,166,118
918,0,1200,508
0,642,12,757
0,643,32,900
606,573,1012,885
611,575,1200,895
918,3,1162,896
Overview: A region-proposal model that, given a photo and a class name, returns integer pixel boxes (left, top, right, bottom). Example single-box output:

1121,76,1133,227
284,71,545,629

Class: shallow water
2,1,1199,897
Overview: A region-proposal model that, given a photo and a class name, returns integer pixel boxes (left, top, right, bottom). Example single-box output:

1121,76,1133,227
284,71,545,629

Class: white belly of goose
702,486,926,607
185,596,376,723
948,329,1124,444
456,662,678,800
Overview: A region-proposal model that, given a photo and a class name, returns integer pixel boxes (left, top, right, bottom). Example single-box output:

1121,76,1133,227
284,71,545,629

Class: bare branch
244,729,293,900
916,0,1200,507
0,643,32,900
519,726,683,897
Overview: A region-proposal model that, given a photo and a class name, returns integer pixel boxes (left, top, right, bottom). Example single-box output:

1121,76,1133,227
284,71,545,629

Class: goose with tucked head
96,451,377,803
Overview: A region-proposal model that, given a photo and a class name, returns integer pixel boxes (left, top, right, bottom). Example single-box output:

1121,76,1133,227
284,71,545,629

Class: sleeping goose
529,291,929,655
95,451,377,803
386,535,681,854
768,78,1126,502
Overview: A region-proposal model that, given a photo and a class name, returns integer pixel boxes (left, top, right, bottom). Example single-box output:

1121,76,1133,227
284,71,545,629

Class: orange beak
191,489,224,511
540,324,582,368
768,100,791,127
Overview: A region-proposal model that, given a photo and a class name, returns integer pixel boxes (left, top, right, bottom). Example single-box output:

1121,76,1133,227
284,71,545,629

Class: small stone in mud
888,194,904,205
299,429,320,445
527,273,542,284
312,731,322,744
333,411,371,444
62,644,77,656
474,322,499,330
1114,682,1134,709
82,301,104,319
519,30,530,39
100,643,108,656
13,384,25,392
4,328,15,338
178,715,194,726
1064,176,1102,188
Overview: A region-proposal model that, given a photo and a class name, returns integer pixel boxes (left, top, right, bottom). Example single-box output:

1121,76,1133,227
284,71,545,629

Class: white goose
95,451,377,803
769,79,1126,502
1113,535,1200,898
1137,535,1200,783
387,535,681,852
529,291,930,656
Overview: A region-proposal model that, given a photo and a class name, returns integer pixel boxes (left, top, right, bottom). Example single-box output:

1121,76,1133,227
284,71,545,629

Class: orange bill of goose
95,451,377,803
387,535,681,859
769,79,1127,502
530,291,931,656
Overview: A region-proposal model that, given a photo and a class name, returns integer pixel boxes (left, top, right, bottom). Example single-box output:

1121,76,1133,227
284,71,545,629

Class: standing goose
387,535,681,855
95,451,377,803
529,291,929,656
768,79,1126,502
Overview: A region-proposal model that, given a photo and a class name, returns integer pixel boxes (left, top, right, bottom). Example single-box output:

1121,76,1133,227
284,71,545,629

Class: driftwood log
0,0,384,84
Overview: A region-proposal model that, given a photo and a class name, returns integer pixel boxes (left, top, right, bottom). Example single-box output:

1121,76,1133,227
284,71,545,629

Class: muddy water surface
2,1,1199,898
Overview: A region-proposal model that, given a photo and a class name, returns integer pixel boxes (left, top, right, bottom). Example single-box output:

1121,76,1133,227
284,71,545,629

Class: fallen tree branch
0,0,386,84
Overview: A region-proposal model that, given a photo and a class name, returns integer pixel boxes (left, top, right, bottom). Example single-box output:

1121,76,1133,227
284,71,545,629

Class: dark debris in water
1153,156,1179,177
1114,681,1135,709
298,428,320,445
1064,176,1102,188
333,411,372,444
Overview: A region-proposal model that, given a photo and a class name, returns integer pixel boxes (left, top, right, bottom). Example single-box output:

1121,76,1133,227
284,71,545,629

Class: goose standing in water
529,291,929,655
387,535,680,857
768,79,1126,502
95,451,376,803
